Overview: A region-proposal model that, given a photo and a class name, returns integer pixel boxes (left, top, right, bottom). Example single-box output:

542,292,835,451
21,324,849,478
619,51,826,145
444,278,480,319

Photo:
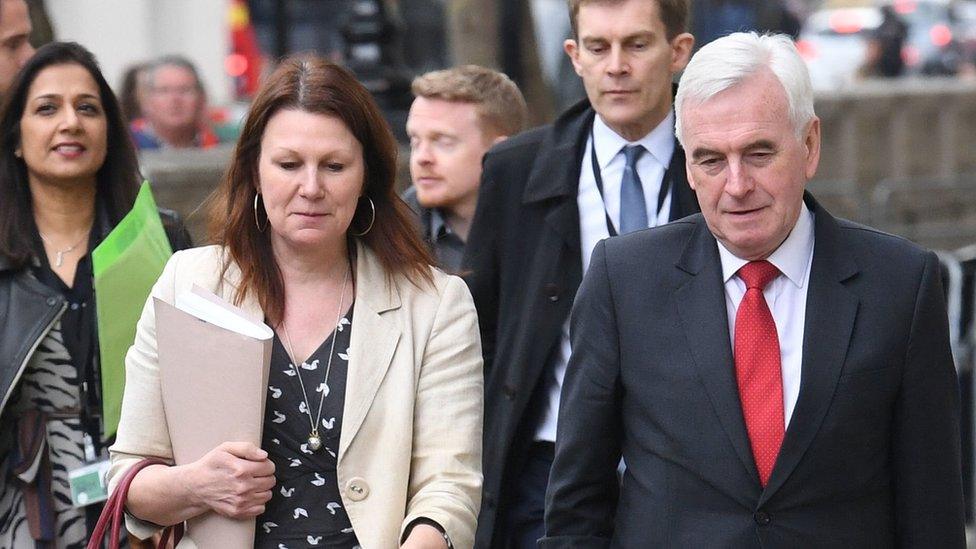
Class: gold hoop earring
351,196,375,237
253,193,267,232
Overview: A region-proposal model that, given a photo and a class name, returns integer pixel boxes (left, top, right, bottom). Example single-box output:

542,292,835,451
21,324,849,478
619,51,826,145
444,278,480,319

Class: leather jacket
0,208,192,419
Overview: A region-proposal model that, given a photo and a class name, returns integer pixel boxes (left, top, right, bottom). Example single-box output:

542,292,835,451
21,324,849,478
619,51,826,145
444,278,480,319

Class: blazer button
753,511,771,526
544,283,560,302
46,297,59,307
345,477,370,501
502,384,517,401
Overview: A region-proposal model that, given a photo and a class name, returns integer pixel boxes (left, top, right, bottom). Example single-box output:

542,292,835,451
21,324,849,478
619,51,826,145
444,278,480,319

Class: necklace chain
279,265,350,448
39,229,91,268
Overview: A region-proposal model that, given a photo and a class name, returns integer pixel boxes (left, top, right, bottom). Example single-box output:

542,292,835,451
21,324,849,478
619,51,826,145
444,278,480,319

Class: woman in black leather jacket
0,42,191,547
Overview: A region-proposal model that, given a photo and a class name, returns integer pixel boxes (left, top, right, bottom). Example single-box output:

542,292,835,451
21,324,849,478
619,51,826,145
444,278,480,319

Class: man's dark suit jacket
541,195,966,548
463,99,700,547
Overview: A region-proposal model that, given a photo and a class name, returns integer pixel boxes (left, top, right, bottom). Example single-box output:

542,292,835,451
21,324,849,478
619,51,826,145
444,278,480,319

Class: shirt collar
592,110,676,170
429,207,452,239
717,201,815,288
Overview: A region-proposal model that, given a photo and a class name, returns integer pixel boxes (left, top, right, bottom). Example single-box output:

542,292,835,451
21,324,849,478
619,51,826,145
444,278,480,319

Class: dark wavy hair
209,55,433,325
0,41,140,267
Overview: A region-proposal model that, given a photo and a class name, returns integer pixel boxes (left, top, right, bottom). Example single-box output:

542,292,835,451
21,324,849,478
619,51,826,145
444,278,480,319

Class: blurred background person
403,65,527,273
118,61,150,123
109,55,483,548
859,5,909,78
130,55,222,150
0,41,190,548
0,0,34,98
691,0,800,50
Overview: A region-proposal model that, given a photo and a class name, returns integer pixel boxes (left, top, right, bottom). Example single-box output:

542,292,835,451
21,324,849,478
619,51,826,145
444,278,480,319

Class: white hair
674,32,815,146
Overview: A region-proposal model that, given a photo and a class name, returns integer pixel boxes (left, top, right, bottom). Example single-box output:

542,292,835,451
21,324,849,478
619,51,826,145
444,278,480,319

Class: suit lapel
666,142,700,221
674,219,759,488
338,243,402,460
760,196,860,505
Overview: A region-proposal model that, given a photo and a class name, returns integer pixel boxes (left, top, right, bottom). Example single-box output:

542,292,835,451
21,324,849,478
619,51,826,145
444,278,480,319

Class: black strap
589,123,673,237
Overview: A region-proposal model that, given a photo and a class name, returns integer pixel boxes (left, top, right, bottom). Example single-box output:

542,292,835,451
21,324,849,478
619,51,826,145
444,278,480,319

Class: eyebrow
691,147,722,162
581,30,655,44
32,93,101,101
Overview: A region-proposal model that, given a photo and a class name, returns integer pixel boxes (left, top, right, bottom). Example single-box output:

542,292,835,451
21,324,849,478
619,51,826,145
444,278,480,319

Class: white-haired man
542,32,965,547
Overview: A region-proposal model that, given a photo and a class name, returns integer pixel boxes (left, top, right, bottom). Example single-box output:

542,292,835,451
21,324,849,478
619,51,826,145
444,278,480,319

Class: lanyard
589,123,672,237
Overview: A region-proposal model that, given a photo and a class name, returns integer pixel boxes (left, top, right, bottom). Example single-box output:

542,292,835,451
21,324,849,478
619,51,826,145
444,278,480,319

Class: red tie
734,260,784,487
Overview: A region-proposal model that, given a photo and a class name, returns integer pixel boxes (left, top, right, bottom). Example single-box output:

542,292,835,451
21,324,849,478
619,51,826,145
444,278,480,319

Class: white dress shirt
534,112,677,442
717,203,815,429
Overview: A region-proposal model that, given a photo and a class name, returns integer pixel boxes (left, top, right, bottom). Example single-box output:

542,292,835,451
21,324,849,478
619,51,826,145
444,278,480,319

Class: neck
600,105,670,143
31,177,97,239
273,237,350,288
152,122,197,148
444,199,476,242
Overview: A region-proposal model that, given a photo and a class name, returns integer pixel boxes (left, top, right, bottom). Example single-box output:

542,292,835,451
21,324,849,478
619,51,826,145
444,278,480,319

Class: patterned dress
255,307,360,549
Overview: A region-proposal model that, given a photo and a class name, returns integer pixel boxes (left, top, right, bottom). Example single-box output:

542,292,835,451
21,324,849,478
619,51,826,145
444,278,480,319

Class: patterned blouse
255,306,359,549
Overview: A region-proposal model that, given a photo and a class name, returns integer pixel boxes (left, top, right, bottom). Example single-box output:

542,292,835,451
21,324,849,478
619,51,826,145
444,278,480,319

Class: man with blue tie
462,1,699,546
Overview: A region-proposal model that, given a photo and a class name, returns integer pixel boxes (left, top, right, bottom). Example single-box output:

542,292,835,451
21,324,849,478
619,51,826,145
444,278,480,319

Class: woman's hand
401,524,448,549
182,442,276,519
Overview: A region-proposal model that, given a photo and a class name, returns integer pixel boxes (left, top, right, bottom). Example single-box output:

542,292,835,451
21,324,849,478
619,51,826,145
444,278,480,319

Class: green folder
92,182,173,439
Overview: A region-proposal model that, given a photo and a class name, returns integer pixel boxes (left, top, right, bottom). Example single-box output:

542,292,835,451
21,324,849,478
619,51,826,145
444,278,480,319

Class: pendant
54,251,65,268
307,432,322,452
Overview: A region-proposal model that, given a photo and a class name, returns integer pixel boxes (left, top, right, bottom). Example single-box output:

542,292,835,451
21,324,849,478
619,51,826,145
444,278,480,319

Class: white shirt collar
717,201,815,288
592,110,676,170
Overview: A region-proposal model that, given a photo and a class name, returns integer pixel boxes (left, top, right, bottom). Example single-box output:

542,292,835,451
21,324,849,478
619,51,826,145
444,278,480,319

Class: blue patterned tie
619,145,648,234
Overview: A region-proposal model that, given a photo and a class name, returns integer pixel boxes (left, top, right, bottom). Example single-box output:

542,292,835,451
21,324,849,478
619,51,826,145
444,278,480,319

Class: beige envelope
154,287,272,549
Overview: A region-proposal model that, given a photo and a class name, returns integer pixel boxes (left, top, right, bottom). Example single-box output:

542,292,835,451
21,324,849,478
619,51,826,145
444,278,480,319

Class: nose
59,108,81,132
606,44,629,76
724,159,754,198
297,167,324,198
411,140,433,167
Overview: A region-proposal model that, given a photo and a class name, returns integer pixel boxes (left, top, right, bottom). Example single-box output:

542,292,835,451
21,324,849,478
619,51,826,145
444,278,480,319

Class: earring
14,149,22,158
351,196,375,237
253,193,267,232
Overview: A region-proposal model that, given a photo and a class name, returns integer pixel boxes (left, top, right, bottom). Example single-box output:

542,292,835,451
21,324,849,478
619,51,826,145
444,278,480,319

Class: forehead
27,63,100,98
682,72,793,146
577,0,664,37
262,108,360,151
406,96,482,134
0,0,31,38
154,65,197,85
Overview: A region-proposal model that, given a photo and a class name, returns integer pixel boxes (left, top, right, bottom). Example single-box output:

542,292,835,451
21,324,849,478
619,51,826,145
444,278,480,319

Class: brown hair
568,0,689,40
208,55,433,325
411,65,527,138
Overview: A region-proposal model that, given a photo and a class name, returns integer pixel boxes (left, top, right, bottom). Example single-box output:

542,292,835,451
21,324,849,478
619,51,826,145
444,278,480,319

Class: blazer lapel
666,142,700,221
674,219,759,490
338,243,402,460
760,196,860,505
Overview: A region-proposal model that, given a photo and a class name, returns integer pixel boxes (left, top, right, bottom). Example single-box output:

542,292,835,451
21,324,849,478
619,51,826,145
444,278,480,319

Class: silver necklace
39,230,90,267
279,266,350,452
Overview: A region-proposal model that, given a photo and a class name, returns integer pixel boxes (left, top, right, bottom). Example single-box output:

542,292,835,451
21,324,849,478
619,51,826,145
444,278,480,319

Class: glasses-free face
18,63,108,189
258,108,365,255
407,96,499,217
0,0,34,96
564,0,693,141
682,70,820,261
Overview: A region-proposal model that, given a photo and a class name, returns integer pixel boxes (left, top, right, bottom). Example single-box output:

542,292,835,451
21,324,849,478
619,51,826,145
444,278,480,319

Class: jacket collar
522,99,595,205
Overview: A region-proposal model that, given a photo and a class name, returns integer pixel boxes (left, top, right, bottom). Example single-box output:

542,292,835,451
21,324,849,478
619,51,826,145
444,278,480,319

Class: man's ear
564,38,584,76
669,32,695,73
803,116,821,181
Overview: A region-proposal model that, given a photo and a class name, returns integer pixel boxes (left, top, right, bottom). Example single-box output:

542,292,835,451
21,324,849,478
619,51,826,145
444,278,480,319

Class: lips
52,142,87,158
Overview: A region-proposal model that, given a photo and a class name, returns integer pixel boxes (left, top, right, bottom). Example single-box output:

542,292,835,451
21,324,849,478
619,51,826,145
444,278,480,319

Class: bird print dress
255,307,359,549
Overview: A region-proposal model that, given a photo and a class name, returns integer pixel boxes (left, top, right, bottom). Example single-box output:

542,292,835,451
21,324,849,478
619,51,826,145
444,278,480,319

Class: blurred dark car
798,0,964,89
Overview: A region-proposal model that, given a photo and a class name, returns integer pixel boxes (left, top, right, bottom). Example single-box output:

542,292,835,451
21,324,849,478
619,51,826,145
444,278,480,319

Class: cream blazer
108,244,483,548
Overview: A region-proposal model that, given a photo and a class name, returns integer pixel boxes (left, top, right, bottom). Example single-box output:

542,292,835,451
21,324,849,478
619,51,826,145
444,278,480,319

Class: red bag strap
86,457,184,549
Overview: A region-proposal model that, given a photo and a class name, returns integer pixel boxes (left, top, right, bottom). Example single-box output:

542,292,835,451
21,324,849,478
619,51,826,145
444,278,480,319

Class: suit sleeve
461,155,502,376
540,240,621,548
893,251,966,547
